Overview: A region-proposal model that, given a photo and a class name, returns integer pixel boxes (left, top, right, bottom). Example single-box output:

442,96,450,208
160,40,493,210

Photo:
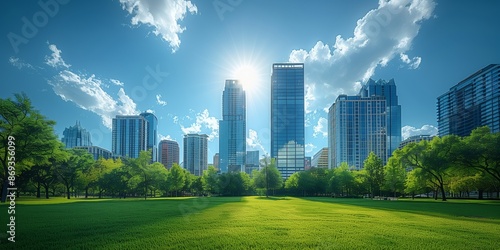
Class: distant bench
372,196,399,201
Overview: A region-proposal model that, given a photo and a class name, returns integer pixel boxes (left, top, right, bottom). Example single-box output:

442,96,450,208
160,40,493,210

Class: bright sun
232,64,260,92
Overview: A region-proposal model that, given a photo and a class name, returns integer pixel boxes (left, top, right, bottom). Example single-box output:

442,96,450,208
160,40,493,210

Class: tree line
1,94,499,202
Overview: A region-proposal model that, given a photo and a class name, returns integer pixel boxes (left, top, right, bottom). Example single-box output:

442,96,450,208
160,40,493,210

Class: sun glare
233,64,260,92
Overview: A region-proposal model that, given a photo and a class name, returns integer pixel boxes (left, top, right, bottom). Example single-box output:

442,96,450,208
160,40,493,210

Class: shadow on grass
297,197,500,221
0,197,244,250
255,196,290,201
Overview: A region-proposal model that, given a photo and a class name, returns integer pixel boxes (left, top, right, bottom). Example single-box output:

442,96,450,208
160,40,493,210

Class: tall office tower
112,115,147,159
312,147,329,168
61,121,92,148
271,63,305,179
213,153,220,171
438,64,500,137
245,150,259,175
219,80,246,173
141,112,158,162
328,95,387,170
183,134,208,176
359,79,401,157
159,139,179,169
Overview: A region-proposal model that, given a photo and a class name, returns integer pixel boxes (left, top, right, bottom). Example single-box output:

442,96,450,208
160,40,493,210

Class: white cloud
402,125,438,140
305,84,316,114
289,0,435,113
119,0,197,52
145,109,155,113
159,134,175,141
46,44,139,128
313,117,328,138
305,143,317,154
156,94,167,106
180,109,219,141
246,129,267,155
45,44,70,68
110,79,125,86
9,57,34,70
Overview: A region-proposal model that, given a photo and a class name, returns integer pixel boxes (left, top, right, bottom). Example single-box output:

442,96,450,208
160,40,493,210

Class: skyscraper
359,79,401,158
61,121,92,148
112,115,147,159
271,63,305,179
312,147,329,169
438,64,500,137
219,80,246,173
141,112,158,162
245,150,259,175
213,153,220,171
328,95,387,170
183,134,208,176
159,139,179,169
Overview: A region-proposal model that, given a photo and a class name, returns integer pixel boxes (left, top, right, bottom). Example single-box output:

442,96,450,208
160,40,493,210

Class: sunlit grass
1,197,499,249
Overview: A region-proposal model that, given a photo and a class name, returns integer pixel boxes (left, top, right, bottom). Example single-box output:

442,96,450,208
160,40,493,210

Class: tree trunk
36,182,41,198
478,189,484,200
44,186,49,199
439,183,447,201
85,187,89,199
66,185,71,199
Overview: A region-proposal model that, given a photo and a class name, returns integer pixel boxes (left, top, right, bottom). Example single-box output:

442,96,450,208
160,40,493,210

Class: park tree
363,152,385,197
404,168,429,199
94,158,122,198
453,126,500,186
56,148,93,199
169,163,186,196
383,150,407,197
400,136,460,201
202,165,219,195
254,158,282,196
148,162,169,197
0,93,60,202
331,162,355,196
284,171,300,195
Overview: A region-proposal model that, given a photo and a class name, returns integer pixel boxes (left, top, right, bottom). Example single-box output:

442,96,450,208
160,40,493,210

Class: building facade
398,135,435,150
141,112,158,162
74,146,112,161
329,95,387,170
438,64,500,137
219,80,246,173
183,134,208,176
61,121,92,148
245,150,260,175
271,63,305,179
213,153,219,171
359,79,401,158
311,147,329,168
159,139,179,169
112,115,147,159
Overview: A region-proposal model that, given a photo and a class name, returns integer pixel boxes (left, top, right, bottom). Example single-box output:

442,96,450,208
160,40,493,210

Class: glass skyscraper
141,112,158,162
183,134,208,176
359,79,401,158
219,80,246,173
159,139,179,169
438,64,500,137
112,115,147,159
271,63,305,179
329,95,387,170
61,121,92,148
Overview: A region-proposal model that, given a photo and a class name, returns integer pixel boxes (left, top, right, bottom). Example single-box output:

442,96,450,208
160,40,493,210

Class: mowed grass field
1,196,500,249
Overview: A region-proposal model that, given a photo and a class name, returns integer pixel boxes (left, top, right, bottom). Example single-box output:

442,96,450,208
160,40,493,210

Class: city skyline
2,0,500,161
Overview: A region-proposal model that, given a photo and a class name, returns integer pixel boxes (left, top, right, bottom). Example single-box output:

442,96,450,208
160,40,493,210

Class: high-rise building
219,80,246,173
141,112,158,162
74,146,112,160
159,139,179,169
183,134,208,176
304,157,312,170
438,64,500,137
213,153,220,171
61,121,92,148
359,79,401,158
398,135,435,150
245,150,259,175
271,63,305,179
312,147,329,168
329,95,387,170
112,115,147,159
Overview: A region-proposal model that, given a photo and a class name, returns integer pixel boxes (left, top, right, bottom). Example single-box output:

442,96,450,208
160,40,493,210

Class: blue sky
2,0,500,162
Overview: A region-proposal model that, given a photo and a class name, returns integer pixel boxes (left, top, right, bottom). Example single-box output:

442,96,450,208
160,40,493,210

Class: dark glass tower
438,64,500,137
271,63,305,179
140,112,158,162
61,121,92,148
219,80,246,173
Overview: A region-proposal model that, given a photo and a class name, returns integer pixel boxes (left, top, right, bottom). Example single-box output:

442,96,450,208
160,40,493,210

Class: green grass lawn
1,196,500,249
